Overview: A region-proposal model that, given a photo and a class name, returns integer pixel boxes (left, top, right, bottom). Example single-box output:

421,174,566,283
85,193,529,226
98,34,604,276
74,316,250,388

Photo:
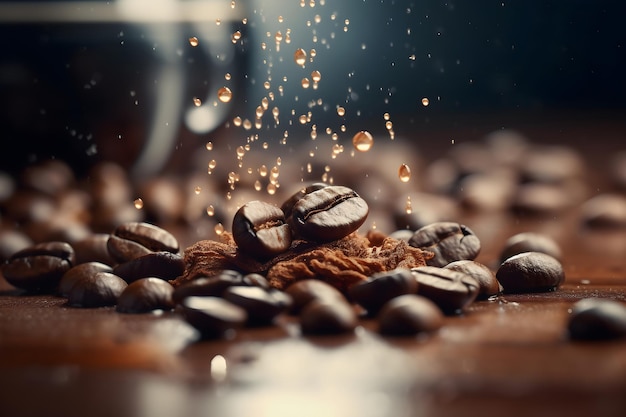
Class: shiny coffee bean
567,298,626,341
179,296,247,339
222,286,292,325
444,260,501,300
112,251,185,283
499,232,562,264
73,233,117,266
242,273,271,289
172,270,243,304
378,294,444,336
107,221,179,263
232,200,292,259
348,268,419,315
66,271,128,307
411,266,479,315
280,182,328,220
299,299,358,335
496,252,564,293
116,277,175,314
579,194,626,229
285,279,346,315
290,185,369,242
1,241,75,292
58,262,113,297
409,222,481,267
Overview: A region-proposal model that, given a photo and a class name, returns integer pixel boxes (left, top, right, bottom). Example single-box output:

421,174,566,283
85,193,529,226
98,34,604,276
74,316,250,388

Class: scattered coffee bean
73,233,117,266
411,266,479,315
107,221,179,263
348,268,418,315
510,183,574,216
567,298,626,341
66,271,128,308
290,185,369,242
499,232,562,264
409,222,481,267
172,270,243,304
387,229,415,242
112,251,185,283
242,273,271,289
0,229,33,262
444,260,501,299
284,279,347,315
231,200,292,259
223,286,292,325
280,182,328,220
116,277,175,314
299,299,358,335
496,252,564,293
179,296,247,339
579,193,626,229
58,261,113,297
378,294,444,336
1,241,75,292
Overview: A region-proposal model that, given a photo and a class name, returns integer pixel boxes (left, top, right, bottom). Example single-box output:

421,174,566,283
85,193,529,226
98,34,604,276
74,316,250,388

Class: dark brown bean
280,182,328,220
222,286,292,325
73,233,117,266
348,268,419,315
299,299,358,335
107,221,179,263
567,298,626,341
411,266,480,315
179,296,247,339
66,271,128,307
285,279,346,315
444,260,501,299
579,194,626,229
409,222,481,267
496,252,564,293
378,294,444,336
231,200,292,259
58,261,113,297
172,270,244,304
112,251,185,283
116,277,175,313
499,232,562,264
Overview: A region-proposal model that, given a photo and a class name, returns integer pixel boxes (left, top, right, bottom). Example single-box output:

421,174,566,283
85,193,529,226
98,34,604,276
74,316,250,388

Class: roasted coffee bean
223,286,292,325
299,299,358,335
231,200,292,259
579,194,626,229
0,229,33,262
409,222,481,267
280,182,328,220
285,279,346,315
444,260,501,299
510,183,575,216
242,273,271,289
378,294,444,336
1,241,75,292
58,262,113,297
116,277,175,314
107,221,179,263
387,229,415,242
411,266,480,315
73,233,117,266
348,268,418,315
112,251,185,283
496,252,564,293
567,298,626,341
499,232,562,264
179,296,247,339
66,271,128,307
290,185,369,242
172,270,243,303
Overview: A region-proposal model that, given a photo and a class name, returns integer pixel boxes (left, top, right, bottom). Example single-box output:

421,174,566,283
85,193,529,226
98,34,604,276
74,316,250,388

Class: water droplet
294,48,307,66
194,186,202,195
236,145,245,158
278,15,284,23
206,205,215,216
215,19,221,26
311,70,321,82
352,131,374,152
405,196,412,214
385,120,393,130
218,87,232,103
398,164,411,182
208,159,217,169
421,97,429,106
206,142,213,151
133,198,144,209
383,112,390,121
259,165,268,177
225,73,231,81
254,180,262,191
193,97,202,107
189,37,199,47
214,223,224,235
301,78,310,88
337,106,346,117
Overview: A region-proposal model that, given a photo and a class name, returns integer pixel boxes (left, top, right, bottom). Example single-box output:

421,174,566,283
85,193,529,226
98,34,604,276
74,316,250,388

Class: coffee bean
242,273,271,289
378,294,444,336
567,298,626,341
499,232,562,264
496,252,564,293
280,182,328,220
409,222,481,267
348,268,418,315
1,241,75,292
73,233,117,266
299,299,358,335
0,229,33,262
411,266,479,315
444,260,501,300
107,221,179,263
116,277,175,314
58,262,113,297
387,229,415,242
579,194,626,229
179,296,247,339
285,279,346,315
231,200,292,259
172,270,243,304
222,286,292,325
510,183,575,216
112,251,184,283
290,185,368,242
66,271,128,307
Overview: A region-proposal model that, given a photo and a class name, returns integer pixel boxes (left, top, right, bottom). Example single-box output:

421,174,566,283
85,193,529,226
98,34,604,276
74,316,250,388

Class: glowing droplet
383,112,390,121
236,145,245,158
215,19,221,26
218,87,233,103
385,120,393,130
294,48,307,66
337,106,346,116
214,223,224,236
278,15,284,23
254,180,262,191
259,165,268,177
194,186,202,195
206,205,215,216
311,70,321,82
352,131,374,152
208,159,217,169
206,142,213,151
193,97,202,107
225,73,231,81
301,78,310,88
133,198,143,209
189,37,199,47
421,97,429,106
232,31,242,41
405,196,413,214
398,164,411,182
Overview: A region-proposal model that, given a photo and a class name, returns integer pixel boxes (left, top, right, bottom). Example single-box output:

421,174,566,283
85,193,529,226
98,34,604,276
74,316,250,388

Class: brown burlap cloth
171,230,431,294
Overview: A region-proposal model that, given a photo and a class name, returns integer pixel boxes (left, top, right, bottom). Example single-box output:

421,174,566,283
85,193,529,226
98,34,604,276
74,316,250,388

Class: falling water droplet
189,37,199,47
352,131,374,152
398,164,411,182
294,48,307,66
218,87,233,103
133,198,144,209
193,97,202,107
421,97,429,106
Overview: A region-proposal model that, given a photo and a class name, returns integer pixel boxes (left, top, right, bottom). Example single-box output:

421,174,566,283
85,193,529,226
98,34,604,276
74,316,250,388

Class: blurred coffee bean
20,160,75,196
222,286,292,325
137,177,186,224
0,229,33,262
511,183,576,216
280,182,328,220
172,270,243,304
242,273,271,289
73,233,117,265
58,261,113,297
579,193,626,229
66,271,128,308
112,251,184,283
0,171,16,203
519,145,585,184
3,190,55,225
499,232,562,264
179,296,247,339
496,252,564,293
378,294,444,336
567,298,626,341
116,277,175,314
411,266,479,315
299,299,358,335
1,241,75,292
393,192,459,231
285,279,346,315
290,185,368,242
483,129,529,169
231,200,292,259
107,221,179,263
444,260,501,300
409,222,481,267
457,171,517,212
348,268,418,315
388,229,414,242
610,151,626,190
